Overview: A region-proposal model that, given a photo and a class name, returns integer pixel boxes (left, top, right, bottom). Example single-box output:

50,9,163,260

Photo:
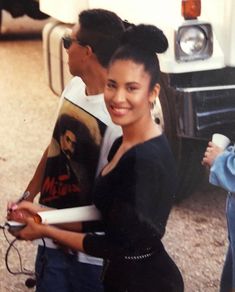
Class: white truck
39,0,235,200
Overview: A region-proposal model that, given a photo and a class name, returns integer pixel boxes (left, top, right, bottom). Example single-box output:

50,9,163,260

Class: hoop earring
149,101,154,110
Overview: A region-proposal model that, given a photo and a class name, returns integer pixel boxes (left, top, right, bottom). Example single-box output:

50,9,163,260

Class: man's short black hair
78,9,125,68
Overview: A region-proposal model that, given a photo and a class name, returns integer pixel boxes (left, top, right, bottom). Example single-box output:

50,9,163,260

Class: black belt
100,249,156,282
124,250,155,261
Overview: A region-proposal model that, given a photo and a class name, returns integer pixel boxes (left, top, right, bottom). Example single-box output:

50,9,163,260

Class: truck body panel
39,0,235,197
40,0,235,71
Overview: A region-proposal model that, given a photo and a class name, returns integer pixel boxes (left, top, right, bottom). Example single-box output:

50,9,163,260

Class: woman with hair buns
9,24,184,291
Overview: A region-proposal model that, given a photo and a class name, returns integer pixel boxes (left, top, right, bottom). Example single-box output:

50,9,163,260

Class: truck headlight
175,23,213,62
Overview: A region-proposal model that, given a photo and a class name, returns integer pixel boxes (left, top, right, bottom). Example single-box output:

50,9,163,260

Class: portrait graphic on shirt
40,99,106,209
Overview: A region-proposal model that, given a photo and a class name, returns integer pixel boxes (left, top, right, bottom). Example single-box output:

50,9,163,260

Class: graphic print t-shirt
39,77,116,209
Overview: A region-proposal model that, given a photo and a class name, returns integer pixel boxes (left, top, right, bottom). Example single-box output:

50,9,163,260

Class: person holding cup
202,133,235,292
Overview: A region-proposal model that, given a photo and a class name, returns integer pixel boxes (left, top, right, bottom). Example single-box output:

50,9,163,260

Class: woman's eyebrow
126,81,139,85
107,79,116,83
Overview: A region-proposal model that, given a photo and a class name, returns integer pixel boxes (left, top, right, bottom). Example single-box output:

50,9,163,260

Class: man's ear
149,83,161,103
85,45,93,57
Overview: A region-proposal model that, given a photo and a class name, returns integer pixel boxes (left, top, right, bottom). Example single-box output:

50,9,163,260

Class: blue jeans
35,246,104,292
220,192,235,292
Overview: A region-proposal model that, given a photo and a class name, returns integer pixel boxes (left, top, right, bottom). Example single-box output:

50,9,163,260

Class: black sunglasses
62,35,85,49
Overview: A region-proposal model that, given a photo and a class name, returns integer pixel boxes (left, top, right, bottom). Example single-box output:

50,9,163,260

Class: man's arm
23,147,49,202
209,146,235,192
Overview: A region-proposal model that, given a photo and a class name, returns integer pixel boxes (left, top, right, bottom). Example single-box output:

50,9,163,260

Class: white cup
212,133,231,150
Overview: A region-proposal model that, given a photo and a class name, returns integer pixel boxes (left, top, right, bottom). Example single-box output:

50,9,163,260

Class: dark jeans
220,192,235,292
35,246,104,292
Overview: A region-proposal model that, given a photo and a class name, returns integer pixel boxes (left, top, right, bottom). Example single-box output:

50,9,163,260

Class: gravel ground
0,14,228,292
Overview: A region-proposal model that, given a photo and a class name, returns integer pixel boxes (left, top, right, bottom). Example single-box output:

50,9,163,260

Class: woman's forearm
17,220,86,252
55,222,83,232
42,225,86,252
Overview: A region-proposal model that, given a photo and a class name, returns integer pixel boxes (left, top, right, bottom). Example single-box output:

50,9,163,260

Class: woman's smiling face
104,59,157,128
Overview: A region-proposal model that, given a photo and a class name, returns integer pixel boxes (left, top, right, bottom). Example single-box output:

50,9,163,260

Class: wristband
17,191,31,203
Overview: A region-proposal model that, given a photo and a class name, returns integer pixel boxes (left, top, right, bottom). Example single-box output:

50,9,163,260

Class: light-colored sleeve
95,124,122,176
54,77,75,117
209,145,235,192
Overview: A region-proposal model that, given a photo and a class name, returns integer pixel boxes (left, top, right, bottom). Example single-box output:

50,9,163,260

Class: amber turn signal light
182,0,201,20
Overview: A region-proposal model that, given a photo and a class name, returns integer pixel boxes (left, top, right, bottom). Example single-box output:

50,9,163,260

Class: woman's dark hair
78,9,125,68
109,24,168,90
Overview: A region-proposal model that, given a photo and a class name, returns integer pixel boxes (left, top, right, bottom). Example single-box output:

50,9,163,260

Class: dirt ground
0,13,228,292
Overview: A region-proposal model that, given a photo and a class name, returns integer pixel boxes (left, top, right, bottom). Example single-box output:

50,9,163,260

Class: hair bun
122,24,168,54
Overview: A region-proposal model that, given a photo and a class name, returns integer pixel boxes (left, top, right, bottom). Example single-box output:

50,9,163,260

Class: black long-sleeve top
83,134,178,260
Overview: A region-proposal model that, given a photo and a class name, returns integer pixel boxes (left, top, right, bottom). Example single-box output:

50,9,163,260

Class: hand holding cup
212,133,230,150
202,133,230,167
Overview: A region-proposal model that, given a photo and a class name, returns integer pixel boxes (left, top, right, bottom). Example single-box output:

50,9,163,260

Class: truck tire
157,73,205,201
1,0,48,20
24,0,49,20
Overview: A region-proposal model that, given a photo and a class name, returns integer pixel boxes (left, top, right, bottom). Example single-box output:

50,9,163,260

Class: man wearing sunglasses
16,8,125,292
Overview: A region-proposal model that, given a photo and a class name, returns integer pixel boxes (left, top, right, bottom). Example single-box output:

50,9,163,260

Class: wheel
2,0,25,18
1,0,49,20
153,73,205,201
24,0,49,20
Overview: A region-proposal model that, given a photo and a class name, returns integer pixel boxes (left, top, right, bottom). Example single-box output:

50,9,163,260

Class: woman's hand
10,217,46,240
10,218,86,253
7,200,52,223
202,141,224,167
8,200,48,214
